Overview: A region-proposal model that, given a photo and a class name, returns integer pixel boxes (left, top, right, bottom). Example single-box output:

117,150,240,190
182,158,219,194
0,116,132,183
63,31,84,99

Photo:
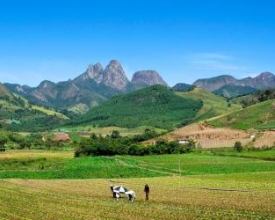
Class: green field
0,150,275,219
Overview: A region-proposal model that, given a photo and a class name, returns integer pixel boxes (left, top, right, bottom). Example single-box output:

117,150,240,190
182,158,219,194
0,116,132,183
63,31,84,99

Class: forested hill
70,85,203,130
0,83,68,132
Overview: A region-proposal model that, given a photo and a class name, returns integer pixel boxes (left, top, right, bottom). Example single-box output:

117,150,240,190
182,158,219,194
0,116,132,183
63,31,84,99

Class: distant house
179,139,189,144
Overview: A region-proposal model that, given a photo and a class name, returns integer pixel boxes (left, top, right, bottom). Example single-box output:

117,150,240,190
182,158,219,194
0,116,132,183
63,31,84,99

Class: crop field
0,150,275,219
1,176,275,220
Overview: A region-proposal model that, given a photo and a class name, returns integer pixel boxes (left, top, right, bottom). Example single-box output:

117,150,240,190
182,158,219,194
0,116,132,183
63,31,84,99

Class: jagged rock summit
75,60,168,91
75,60,128,91
85,62,104,83
103,60,129,90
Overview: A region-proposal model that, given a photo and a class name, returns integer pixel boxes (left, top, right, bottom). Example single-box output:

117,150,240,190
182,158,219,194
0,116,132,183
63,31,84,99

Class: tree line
0,128,195,156
74,130,195,157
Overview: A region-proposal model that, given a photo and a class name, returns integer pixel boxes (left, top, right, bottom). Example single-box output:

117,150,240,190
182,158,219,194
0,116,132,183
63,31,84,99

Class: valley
1,66,275,219
2,1,275,219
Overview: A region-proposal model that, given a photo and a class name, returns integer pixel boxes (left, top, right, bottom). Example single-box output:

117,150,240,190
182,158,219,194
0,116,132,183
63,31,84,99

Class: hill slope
0,84,68,132
149,96,275,148
207,99,275,130
70,85,203,130
214,84,258,98
176,87,242,121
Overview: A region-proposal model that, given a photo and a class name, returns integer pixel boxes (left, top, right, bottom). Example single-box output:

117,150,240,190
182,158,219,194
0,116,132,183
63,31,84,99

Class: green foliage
238,89,275,108
70,85,203,130
74,131,195,157
6,115,65,132
110,130,121,139
0,132,9,146
0,92,67,132
209,146,275,161
172,83,194,91
213,84,258,98
1,131,73,150
234,141,243,152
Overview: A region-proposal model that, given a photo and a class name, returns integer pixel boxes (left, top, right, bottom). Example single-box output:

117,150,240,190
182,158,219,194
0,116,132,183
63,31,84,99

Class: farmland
0,150,275,219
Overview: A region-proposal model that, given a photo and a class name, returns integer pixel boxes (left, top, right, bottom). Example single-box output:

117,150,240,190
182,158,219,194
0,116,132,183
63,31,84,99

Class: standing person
144,184,150,200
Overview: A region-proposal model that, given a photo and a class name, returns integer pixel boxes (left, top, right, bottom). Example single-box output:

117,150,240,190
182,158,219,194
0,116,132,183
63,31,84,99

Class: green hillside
213,84,258,98
232,88,275,108
0,87,68,132
176,87,242,121
0,82,13,98
207,99,275,130
71,85,203,130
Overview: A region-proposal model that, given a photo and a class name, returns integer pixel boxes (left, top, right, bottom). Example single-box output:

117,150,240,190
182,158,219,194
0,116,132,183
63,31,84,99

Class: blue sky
1,0,275,87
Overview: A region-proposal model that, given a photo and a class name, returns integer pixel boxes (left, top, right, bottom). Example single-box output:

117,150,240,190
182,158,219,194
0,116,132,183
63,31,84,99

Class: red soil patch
53,133,71,142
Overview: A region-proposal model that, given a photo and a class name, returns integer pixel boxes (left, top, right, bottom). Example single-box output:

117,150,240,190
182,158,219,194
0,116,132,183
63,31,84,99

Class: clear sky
1,0,275,87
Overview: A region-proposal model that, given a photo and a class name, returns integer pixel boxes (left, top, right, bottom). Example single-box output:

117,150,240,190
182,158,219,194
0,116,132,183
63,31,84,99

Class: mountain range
172,72,275,98
4,60,167,113
3,60,275,113
193,72,275,91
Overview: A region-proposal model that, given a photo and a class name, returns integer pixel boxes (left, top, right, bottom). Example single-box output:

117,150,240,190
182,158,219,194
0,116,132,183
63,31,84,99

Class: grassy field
0,150,164,179
0,150,275,219
211,147,275,160
58,125,166,137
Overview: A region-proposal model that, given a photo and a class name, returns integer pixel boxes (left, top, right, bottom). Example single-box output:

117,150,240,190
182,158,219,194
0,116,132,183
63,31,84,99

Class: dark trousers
145,192,149,200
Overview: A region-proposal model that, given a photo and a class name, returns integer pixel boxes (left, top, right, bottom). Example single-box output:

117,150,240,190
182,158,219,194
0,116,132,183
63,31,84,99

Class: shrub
234,141,243,152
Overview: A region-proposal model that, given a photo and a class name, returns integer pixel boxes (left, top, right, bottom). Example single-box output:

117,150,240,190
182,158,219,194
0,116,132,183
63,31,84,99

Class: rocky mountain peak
73,60,129,90
38,80,56,89
87,62,103,73
256,72,274,80
131,70,168,87
108,60,121,67
85,62,104,83
0,82,12,97
253,72,275,89
103,60,129,90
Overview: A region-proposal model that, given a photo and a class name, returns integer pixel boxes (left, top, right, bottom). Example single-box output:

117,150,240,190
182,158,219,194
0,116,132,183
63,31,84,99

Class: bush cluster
74,131,195,157
0,130,71,150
